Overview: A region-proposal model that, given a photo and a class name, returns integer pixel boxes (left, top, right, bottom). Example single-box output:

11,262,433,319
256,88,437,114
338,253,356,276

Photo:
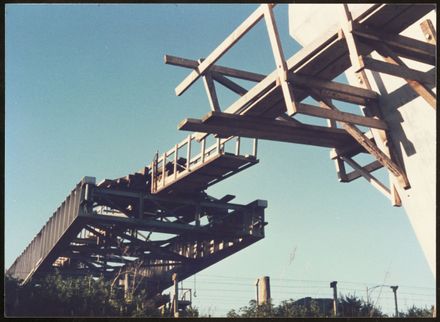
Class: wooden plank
164,54,265,82
341,156,391,199
263,4,298,115
297,102,387,129
345,160,383,182
202,72,221,112
212,155,255,169
320,100,410,189
180,112,358,149
352,21,436,65
360,56,435,86
156,153,257,195
291,73,378,100
420,19,436,45
334,156,348,182
175,5,266,96
330,136,370,159
200,111,339,134
211,72,248,96
182,119,350,148
327,112,348,182
288,73,378,105
374,43,436,109
340,9,364,73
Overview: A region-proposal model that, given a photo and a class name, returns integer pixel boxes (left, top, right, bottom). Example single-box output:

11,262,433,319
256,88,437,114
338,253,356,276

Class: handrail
151,132,258,193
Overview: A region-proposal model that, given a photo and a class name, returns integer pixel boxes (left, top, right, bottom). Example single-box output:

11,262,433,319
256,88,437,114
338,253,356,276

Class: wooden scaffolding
166,3,436,206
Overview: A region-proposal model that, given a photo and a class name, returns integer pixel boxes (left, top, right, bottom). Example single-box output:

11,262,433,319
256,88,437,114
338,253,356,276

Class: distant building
294,297,333,316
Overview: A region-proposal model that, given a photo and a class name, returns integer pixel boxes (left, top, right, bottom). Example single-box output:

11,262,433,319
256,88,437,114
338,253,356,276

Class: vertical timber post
330,281,338,317
124,272,129,300
186,134,192,172
235,136,241,155
173,273,179,318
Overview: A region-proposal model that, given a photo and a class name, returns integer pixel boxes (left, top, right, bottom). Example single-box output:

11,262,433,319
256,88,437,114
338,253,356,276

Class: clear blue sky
5,4,435,317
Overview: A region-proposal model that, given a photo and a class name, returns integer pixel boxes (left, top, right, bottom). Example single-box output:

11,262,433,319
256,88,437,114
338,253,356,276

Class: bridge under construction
7,3,436,313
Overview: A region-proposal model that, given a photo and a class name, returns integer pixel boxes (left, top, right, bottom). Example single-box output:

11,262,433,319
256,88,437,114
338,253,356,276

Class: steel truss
7,174,267,303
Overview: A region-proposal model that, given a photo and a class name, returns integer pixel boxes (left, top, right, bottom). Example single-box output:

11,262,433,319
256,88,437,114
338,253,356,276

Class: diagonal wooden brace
420,19,436,45
320,99,410,190
341,156,392,200
198,59,221,112
263,4,298,116
339,5,364,73
374,43,436,109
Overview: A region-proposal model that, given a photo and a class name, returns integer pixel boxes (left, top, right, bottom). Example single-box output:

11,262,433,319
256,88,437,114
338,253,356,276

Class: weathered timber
351,21,436,65
263,4,299,115
164,54,265,82
345,160,383,182
341,156,391,199
179,112,360,149
359,56,435,86
211,72,248,96
288,73,378,105
420,19,436,45
373,43,436,109
296,102,387,130
202,72,220,112
320,99,410,189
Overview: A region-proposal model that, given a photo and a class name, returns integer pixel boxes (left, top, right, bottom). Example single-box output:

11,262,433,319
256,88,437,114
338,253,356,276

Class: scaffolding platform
151,135,258,195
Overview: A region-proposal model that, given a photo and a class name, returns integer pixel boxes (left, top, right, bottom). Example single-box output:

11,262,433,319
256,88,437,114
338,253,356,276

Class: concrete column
288,3,436,280
256,276,271,305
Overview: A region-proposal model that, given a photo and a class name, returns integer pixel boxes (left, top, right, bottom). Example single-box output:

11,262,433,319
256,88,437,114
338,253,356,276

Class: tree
226,299,275,318
226,295,384,318
338,294,384,317
5,272,121,317
226,298,324,318
402,305,433,318
275,298,324,317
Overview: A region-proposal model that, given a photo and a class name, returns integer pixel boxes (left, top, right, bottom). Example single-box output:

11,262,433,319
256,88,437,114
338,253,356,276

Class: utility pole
330,281,338,317
390,285,398,317
172,273,179,318
366,286,369,304
255,278,259,304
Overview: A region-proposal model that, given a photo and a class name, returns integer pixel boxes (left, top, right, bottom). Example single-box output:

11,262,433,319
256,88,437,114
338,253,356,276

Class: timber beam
179,111,361,149
164,54,265,83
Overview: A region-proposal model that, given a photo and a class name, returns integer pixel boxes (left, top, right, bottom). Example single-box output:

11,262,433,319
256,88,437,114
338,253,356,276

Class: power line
197,274,435,290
